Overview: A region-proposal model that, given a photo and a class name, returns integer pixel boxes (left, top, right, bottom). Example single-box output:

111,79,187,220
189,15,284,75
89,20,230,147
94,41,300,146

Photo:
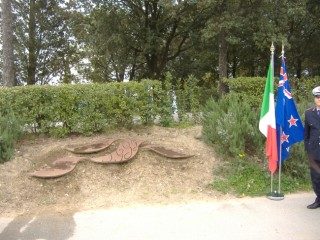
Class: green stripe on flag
260,63,273,118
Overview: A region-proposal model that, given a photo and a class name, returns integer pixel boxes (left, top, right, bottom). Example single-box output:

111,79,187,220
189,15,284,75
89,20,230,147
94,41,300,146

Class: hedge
224,76,320,108
0,80,172,136
0,75,318,137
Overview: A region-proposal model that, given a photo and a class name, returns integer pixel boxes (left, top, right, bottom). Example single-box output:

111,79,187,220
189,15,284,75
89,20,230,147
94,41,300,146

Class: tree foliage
0,0,319,85
76,0,207,81
13,0,81,85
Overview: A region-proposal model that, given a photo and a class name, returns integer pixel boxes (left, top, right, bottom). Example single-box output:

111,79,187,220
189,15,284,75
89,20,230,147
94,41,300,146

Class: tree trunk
232,55,237,78
218,29,228,94
250,59,255,77
296,57,302,79
27,0,37,85
62,56,72,84
1,0,15,86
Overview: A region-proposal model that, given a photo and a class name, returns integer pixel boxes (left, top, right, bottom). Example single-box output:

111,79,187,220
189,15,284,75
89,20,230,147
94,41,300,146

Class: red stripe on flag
266,125,278,174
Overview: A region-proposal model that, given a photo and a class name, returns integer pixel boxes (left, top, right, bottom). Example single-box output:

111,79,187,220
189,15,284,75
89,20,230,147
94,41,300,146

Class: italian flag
259,63,278,174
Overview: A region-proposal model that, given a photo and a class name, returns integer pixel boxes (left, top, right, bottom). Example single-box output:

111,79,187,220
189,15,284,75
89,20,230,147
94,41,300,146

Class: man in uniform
304,86,320,209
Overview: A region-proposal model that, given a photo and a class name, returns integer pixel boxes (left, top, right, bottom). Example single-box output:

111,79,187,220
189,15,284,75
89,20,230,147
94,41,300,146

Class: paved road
0,192,320,240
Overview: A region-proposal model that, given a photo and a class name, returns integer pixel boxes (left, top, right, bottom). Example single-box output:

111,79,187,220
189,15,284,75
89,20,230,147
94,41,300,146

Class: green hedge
0,80,172,136
1,75,317,138
224,77,270,108
224,76,320,107
290,76,320,102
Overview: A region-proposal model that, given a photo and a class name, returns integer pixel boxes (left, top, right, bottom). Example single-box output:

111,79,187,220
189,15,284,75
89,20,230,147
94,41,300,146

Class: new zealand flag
275,56,304,163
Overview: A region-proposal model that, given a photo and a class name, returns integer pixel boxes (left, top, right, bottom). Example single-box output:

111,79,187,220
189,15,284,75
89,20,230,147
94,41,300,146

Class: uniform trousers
309,158,320,202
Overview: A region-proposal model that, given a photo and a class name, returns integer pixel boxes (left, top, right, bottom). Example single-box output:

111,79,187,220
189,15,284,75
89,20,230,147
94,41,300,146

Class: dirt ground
0,126,226,217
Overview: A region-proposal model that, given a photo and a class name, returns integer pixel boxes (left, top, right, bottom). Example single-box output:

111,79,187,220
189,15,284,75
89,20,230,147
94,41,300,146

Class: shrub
202,93,263,157
0,112,22,163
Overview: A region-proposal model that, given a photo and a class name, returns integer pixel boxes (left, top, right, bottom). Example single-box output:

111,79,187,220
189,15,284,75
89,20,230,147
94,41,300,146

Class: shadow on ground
0,212,75,240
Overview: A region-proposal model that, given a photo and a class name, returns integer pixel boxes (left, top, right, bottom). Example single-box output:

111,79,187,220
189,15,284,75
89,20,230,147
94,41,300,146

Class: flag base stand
266,191,284,201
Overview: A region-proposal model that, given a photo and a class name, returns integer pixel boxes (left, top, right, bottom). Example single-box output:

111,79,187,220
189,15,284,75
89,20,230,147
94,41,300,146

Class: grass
211,156,311,197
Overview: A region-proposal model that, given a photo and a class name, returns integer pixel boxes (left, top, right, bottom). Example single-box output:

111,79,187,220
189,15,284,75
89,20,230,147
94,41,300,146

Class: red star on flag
281,132,289,143
288,115,298,127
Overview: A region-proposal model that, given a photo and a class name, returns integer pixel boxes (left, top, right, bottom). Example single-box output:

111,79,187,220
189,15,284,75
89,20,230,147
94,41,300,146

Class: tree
202,0,245,93
283,0,320,78
14,0,81,85
79,0,207,81
1,0,15,86
202,0,288,81
27,0,36,85
8,0,318,85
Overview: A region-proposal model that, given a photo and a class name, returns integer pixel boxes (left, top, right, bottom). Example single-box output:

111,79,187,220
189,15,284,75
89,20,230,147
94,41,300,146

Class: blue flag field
275,56,304,163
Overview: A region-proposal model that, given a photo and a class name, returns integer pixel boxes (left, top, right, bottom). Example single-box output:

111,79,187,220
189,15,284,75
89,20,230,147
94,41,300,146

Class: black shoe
307,201,320,209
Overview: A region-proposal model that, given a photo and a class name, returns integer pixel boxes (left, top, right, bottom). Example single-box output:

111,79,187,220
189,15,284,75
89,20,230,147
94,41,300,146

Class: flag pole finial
281,42,285,57
270,42,275,54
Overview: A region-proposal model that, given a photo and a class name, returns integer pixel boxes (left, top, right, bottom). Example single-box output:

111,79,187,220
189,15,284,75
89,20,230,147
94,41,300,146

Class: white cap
312,86,320,96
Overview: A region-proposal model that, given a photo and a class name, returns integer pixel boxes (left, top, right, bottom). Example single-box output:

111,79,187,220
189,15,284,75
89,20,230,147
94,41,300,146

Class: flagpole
267,42,283,200
278,126,283,195
278,44,284,195
276,120,284,200
270,44,284,200
270,42,275,194
276,44,285,200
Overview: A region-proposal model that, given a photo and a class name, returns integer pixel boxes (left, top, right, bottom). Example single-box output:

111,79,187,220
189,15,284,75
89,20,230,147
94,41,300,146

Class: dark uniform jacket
304,107,320,161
